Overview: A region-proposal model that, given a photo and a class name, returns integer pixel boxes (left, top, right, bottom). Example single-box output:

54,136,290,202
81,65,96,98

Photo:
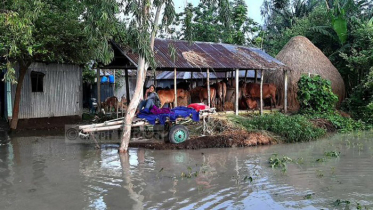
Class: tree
119,0,175,153
0,0,122,129
171,0,259,45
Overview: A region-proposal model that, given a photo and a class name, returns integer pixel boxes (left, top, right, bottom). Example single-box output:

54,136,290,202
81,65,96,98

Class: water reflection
0,132,372,209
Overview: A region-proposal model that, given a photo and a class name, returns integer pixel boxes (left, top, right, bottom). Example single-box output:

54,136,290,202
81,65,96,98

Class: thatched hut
265,36,345,110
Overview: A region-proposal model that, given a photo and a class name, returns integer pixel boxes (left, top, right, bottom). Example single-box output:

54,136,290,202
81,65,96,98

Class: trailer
78,108,216,145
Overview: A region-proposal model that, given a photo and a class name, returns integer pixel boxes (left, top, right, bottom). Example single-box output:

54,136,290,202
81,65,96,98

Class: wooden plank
244,70,248,83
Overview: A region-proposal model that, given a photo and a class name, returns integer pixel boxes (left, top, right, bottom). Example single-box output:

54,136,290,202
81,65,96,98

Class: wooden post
284,70,288,113
153,70,156,87
114,70,118,118
255,70,258,83
125,69,130,106
235,68,239,115
174,68,177,108
225,72,227,80
191,71,193,89
244,70,248,83
207,68,210,107
97,69,101,111
231,71,234,86
260,70,264,116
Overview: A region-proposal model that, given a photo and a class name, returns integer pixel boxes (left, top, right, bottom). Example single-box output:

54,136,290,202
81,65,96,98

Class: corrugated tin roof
156,70,261,80
114,39,288,71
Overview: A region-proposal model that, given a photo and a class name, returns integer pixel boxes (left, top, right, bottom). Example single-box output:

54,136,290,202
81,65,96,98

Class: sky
173,0,265,25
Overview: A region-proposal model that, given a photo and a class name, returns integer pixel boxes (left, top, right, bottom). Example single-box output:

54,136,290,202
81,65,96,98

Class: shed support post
260,70,264,116
174,68,177,108
207,68,211,107
231,71,234,86
244,70,248,83
125,69,130,106
235,69,239,115
255,70,258,83
97,69,101,111
114,70,118,118
284,70,288,113
153,70,156,87
191,71,193,89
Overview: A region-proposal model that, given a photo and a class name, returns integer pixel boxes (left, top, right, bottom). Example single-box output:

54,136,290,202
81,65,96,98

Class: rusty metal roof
156,70,261,80
114,39,288,71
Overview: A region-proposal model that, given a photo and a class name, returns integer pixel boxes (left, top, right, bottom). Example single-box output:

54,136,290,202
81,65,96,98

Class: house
0,62,83,128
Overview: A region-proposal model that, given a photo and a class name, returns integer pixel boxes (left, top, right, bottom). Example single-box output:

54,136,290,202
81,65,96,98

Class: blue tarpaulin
137,107,199,125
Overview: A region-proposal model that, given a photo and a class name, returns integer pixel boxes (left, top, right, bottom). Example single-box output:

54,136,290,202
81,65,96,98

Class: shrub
297,75,338,114
342,69,373,124
230,113,326,143
305,112,369,133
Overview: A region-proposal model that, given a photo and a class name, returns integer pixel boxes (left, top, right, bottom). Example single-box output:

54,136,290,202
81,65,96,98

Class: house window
31,71,45,92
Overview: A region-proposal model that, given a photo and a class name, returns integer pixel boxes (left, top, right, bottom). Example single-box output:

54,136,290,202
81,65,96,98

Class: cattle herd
98,80,277,113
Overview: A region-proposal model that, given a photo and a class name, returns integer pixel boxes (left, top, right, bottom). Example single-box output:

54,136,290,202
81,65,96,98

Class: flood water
0,132,372,209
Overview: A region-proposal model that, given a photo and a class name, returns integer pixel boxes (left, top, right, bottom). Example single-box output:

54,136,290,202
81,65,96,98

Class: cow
157,89,187,108
117,96,127,111
239,97,258,110
213,81,227,111
101,96,118,112
198,86,216,108
241,83,277,110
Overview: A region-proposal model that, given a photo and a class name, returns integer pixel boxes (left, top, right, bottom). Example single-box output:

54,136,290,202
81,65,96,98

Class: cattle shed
103,39,290,114
5,62,83,121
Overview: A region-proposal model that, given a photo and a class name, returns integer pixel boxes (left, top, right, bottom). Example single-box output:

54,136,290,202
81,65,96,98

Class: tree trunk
119,3,163,153
119,57,146,153
10,63,30,130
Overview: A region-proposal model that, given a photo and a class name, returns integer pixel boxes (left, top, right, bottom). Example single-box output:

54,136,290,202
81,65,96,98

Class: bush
305,112,369,133
342,69,373,124
230,113,326,143
297,75,338,114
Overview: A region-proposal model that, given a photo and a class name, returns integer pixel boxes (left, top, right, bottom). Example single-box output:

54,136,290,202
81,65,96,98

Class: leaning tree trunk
10,62,30,130
119,57,147,153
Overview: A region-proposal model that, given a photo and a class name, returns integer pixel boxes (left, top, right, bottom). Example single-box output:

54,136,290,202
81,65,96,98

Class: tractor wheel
169,125,189,144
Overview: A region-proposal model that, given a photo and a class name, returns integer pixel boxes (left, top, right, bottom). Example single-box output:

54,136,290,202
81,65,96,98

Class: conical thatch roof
265,36,345,110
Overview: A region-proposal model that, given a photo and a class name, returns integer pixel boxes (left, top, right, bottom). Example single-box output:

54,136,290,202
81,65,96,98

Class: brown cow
157,89,187,108
213,81,227,111
102,96,118,112
199,86,216,108
239,97,258,110
241,83,277,110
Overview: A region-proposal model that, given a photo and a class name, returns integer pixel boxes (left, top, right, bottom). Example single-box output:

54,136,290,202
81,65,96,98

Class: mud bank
129,130,275,150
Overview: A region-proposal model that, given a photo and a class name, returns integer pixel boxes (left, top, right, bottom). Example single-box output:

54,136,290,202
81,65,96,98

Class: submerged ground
0,131,372,209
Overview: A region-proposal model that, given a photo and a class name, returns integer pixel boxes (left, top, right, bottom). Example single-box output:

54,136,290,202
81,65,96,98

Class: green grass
230,113,326,143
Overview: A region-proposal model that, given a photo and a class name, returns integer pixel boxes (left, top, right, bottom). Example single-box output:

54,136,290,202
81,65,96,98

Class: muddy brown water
0,132,372,209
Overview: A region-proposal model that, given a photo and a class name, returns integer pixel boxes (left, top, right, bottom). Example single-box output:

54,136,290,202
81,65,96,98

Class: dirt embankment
129,130,274,150
129,116,276,150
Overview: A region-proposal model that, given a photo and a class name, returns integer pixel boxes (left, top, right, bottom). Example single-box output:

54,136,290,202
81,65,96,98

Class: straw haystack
265,36,345,110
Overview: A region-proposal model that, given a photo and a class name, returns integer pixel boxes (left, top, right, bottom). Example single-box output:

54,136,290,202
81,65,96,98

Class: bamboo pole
125,69,130,106
284,70,288,113
235,68,239,115
115,70,119,118
174,68,177,108
97,69,101,111
260,70,264,115
207,68,211,107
